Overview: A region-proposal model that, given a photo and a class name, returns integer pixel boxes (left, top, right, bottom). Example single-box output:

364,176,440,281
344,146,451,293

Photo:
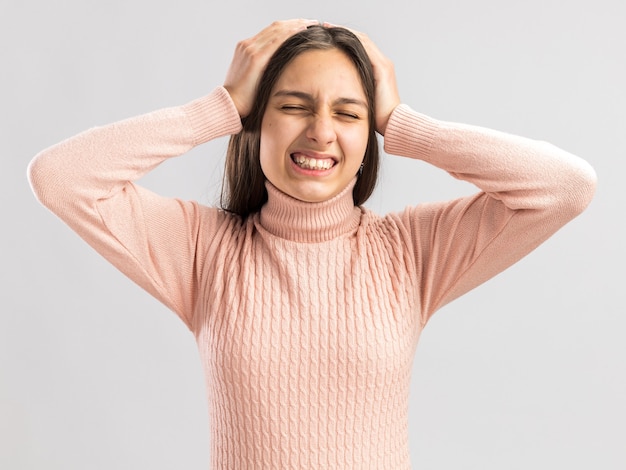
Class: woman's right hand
224,19,318,118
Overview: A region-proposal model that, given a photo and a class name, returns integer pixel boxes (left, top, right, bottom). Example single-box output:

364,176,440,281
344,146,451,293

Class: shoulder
194,204,258,269
358,205,420,245
198,203,251,237
360,204,429,231
358,202,449,255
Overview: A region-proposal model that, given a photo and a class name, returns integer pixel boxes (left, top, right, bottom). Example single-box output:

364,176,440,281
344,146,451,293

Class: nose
305,113,337,146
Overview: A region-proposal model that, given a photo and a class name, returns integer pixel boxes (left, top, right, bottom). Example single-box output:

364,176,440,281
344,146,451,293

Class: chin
288,184,338,203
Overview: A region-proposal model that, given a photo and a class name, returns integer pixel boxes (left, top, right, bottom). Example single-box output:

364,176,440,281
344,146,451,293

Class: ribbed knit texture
28,87,597,469
199,179,418,468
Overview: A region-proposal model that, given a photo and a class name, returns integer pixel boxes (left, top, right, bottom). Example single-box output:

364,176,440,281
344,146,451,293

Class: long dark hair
222,25,379,218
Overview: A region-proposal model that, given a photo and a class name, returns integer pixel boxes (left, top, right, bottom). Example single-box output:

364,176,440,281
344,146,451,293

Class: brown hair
222,25,379,218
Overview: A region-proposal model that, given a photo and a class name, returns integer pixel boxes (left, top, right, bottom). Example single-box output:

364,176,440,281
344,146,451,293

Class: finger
321,23,385,65
261,19,319,43
251,19,319,61
224,19,319,117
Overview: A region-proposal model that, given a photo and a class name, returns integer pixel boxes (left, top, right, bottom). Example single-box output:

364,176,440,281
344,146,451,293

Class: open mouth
290,153,336,171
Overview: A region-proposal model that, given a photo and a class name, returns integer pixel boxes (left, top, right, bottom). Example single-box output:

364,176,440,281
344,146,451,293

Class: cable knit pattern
28,87,596,469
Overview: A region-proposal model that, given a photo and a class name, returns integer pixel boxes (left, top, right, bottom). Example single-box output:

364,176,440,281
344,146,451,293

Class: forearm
28,86,242,218
384,104,597,217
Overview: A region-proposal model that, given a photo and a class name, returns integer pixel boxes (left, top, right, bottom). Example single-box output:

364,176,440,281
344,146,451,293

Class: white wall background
2,0,624,468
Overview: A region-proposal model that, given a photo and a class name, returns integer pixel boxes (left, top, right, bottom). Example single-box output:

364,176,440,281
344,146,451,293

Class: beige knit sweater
28,86,596,469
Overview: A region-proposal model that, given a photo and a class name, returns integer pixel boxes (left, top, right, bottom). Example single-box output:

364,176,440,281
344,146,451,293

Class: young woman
28,19,596,469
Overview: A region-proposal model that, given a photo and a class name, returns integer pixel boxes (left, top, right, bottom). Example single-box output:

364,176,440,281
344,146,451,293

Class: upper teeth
293,155,334,170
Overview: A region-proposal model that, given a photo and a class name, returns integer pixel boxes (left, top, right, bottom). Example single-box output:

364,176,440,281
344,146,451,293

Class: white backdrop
2,0,624,468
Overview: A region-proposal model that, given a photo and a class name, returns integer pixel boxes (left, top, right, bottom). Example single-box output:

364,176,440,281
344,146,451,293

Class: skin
224,20,319,119
224,19,401,202
259,48,370,203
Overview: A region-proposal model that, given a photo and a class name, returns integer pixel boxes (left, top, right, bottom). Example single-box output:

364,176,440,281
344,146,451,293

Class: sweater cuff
383,104,439,161
182,86,243,146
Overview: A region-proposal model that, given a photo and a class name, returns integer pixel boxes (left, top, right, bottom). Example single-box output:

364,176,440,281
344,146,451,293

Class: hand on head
324,22,401,135
224,19,401,134
224,19,318,118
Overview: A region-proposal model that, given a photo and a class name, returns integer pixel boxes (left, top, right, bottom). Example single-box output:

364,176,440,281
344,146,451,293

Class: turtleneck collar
258,178,362,243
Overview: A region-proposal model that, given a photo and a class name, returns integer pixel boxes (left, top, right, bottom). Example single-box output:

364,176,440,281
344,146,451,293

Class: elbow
27,152,48,205
573,159,597,213
559,158,597,218
27,150,65,212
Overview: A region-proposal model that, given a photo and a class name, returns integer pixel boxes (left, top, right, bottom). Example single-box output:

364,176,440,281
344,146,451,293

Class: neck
258,178,361,243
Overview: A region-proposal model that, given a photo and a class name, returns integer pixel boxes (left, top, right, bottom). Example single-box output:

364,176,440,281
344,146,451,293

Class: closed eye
279,104,361,120
337,112,360,119
281,105,308,112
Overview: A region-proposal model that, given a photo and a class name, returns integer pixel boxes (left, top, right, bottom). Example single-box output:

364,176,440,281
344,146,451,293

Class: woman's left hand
326,24,401,135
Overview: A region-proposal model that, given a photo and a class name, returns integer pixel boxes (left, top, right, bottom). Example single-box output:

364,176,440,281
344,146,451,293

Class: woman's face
260,48,370,203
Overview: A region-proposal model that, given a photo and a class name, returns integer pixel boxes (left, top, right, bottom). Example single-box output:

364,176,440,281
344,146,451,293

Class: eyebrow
272,90,368,109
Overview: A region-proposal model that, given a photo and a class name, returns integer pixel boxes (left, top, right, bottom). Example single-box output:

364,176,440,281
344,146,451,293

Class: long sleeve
383,105,597,323
27,87,242,328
